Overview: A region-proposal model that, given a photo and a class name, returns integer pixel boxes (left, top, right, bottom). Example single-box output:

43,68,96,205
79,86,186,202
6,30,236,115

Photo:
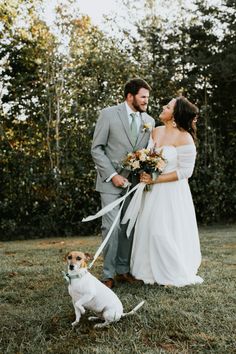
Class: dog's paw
94,322,110,329
71,321,79,327
88,316,99,321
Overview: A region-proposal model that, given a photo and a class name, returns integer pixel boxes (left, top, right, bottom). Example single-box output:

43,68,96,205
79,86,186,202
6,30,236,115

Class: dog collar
62,270,87,284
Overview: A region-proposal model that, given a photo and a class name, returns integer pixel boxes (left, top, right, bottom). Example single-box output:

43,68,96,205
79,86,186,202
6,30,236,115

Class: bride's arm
155,171,178,183
141,144,196,184
141,170,178,184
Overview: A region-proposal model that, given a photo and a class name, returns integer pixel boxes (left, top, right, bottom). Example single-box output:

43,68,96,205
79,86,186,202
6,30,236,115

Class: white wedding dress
130,142,203,287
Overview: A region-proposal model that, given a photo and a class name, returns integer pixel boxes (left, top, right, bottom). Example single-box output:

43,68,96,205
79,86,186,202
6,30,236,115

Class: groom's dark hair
124,78,151,98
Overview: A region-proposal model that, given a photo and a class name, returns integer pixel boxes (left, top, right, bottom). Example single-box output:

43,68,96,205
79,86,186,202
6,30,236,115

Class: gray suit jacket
91,102,155,194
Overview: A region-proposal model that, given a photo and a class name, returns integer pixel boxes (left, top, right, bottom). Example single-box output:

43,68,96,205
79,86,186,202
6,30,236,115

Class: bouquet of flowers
121,147,166,190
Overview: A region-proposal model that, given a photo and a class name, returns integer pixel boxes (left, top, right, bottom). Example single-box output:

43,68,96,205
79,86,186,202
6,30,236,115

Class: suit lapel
117,104,151,148
117,103,134,146
136,113,148,146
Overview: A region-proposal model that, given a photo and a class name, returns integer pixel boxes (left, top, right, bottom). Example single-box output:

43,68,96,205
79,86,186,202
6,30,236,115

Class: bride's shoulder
176,131,194,147
154,125,164,131
152,125,164,138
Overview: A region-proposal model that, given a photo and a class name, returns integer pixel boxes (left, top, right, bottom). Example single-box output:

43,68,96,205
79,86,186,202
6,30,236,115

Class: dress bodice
147,138,196,179
158,146,178,173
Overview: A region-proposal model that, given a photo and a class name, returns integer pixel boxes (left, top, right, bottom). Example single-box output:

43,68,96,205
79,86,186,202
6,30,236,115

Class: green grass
0,225,235,354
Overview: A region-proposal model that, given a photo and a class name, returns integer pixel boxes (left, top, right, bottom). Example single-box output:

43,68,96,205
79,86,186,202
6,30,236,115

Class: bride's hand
140,172,154,185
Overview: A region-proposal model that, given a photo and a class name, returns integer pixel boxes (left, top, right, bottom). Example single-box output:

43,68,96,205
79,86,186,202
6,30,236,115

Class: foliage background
0,0,235,240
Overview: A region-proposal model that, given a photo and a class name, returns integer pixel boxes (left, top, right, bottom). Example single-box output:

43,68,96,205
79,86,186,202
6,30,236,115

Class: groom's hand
112,175,128,188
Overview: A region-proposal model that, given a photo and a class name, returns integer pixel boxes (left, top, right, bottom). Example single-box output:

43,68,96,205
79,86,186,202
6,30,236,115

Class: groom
91,78,155,288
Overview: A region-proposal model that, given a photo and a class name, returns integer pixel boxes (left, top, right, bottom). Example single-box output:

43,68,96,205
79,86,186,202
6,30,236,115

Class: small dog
64,251,144,328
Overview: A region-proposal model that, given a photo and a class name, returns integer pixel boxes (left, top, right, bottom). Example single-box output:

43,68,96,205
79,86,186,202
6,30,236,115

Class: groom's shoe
101,278,115,289
116,272,142,284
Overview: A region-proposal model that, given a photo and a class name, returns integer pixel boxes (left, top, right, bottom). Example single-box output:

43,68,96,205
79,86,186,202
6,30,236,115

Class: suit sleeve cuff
105,172,118,182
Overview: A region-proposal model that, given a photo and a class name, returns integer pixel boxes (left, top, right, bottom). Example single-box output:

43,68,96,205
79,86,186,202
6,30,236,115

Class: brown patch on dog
84,253,93,261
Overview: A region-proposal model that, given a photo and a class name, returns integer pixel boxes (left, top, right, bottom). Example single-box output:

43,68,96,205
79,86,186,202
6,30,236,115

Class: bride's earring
172,119,177,128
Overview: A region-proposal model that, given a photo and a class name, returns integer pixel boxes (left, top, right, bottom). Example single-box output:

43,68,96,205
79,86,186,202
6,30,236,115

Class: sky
66,0,122,27
42,0,126,29
41,0,223,31
40,0,224,43
40,0,189,35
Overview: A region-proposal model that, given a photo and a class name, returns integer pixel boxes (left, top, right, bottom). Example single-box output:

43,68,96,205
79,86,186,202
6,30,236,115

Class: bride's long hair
173,97,199,141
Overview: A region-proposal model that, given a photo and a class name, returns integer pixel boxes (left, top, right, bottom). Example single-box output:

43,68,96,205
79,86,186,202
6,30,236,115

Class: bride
129,96,203,287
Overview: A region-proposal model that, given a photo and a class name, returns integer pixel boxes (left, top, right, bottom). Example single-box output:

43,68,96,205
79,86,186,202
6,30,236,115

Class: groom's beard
132,97,148,113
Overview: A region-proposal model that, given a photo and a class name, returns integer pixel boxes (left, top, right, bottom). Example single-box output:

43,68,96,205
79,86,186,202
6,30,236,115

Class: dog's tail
122,300,145,317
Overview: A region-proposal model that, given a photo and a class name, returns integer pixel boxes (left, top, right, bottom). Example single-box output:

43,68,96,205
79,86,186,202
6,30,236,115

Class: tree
0,0,140,238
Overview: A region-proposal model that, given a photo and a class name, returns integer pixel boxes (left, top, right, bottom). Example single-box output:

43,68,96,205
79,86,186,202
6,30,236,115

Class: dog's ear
84,253,93,261
64,252,70,262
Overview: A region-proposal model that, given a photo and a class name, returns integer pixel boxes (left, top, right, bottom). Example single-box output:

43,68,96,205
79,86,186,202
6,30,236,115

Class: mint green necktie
130,113,138,144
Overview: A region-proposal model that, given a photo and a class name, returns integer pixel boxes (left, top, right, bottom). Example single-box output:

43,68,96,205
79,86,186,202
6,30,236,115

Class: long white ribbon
83,184,136,269
121,182,146,238
82,184,140,222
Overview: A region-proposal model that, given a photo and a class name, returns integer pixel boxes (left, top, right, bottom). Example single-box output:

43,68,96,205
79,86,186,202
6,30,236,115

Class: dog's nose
69,264,74,270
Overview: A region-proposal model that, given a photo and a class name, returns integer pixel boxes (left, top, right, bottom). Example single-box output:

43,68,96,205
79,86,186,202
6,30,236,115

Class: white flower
132,160,140,169
142,123,152,132
139,151,147,161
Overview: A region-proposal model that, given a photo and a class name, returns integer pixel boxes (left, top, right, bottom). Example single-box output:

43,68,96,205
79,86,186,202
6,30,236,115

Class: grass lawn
0,225,235,354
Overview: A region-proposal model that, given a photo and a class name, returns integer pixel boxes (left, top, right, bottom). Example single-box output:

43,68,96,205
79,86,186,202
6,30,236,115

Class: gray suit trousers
100,190,134,280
